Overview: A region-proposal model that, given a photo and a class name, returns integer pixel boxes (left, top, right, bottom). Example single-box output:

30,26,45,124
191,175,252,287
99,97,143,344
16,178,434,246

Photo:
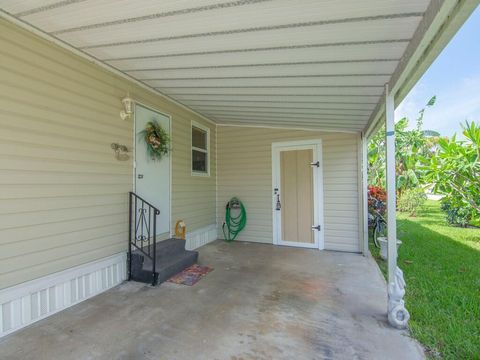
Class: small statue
388,267,410,329
175,220,186,240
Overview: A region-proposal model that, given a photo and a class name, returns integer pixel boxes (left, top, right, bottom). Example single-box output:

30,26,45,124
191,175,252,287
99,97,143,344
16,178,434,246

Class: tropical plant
423,121,480,224
368,96,439,192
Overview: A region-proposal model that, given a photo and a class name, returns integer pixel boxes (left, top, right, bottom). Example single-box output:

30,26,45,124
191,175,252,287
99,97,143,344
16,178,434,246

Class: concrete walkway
0,241,424,360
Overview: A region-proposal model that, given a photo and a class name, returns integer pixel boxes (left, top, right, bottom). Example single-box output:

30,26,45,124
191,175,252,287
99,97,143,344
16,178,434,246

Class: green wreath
138,120,170,161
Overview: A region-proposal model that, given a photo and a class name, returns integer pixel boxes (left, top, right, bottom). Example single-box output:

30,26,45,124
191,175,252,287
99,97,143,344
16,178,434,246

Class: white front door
272,140,324,249
134,104,171,236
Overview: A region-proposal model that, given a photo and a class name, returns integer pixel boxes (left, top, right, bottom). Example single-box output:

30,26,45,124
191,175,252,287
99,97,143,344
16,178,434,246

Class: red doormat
167,264,213,286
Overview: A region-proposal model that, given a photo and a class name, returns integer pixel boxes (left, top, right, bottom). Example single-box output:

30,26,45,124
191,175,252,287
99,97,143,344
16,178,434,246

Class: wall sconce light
120,95,133,121
111,143,129,161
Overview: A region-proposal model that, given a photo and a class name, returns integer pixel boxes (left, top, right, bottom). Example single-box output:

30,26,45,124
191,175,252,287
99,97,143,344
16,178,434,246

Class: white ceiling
0,0,432,131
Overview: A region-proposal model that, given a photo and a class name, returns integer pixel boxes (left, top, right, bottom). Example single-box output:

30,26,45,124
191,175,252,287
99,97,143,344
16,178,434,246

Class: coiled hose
222,197,247,242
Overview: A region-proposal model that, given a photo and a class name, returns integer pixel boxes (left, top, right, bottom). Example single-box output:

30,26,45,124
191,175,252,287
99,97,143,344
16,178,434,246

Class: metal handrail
128,192,160,285
129,192,161,214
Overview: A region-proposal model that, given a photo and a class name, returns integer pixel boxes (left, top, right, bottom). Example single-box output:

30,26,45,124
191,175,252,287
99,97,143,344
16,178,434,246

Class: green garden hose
222,197,247,241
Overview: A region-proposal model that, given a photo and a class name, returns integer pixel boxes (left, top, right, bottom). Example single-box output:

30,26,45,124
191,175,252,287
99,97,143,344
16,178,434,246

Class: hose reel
222,197,247,242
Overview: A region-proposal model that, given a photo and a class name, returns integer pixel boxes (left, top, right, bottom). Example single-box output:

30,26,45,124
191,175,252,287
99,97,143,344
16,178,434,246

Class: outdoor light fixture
120,94,133,121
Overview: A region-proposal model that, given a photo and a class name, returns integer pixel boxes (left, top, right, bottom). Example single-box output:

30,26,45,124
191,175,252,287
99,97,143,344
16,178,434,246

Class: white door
134,104,171,236
272,140,324,249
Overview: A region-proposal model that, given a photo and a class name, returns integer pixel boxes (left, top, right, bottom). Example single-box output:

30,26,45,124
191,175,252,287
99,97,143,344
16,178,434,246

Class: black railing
128,192,160,285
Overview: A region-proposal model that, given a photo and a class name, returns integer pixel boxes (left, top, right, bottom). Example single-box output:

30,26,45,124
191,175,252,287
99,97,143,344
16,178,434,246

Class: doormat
167,264,213,286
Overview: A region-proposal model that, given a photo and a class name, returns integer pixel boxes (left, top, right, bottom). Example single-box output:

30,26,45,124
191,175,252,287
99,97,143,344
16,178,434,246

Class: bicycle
368,198,387,248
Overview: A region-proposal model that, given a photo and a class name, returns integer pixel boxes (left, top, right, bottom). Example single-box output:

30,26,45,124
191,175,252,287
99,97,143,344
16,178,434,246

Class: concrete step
130,238,198,285
135,238,187,259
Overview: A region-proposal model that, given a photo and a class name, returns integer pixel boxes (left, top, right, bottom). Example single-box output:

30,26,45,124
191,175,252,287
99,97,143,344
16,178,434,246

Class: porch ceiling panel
2,0,463,131
73,18,421,59
143,76,391,88
177,101,377,110
125,62,399,80
105,42,409,70
166,95,380,104
160,87,385,96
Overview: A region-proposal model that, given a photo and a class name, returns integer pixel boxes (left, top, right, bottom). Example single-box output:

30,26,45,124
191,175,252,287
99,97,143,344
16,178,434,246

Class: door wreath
138,120,170,161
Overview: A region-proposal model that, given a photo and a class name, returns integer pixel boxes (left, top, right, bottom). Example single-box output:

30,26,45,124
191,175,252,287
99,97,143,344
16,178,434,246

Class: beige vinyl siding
0,19,216,290
217,126,361,252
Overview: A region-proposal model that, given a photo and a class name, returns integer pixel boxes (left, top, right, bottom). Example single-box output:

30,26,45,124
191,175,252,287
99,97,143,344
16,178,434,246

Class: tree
368,96,439,193
424,121,480,219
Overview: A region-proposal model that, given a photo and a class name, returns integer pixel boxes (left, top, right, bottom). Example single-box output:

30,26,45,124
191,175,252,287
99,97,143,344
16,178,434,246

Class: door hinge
312,225,321,231
310,161,319,167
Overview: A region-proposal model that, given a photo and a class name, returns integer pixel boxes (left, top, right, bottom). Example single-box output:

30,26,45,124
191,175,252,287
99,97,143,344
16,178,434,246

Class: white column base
387,266,410,329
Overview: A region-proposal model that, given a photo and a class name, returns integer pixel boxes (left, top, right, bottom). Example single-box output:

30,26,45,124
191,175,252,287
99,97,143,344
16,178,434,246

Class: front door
134,104,171,236
272,141,324,249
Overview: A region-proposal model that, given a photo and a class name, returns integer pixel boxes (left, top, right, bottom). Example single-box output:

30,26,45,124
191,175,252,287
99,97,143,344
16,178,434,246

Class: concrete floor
0,241,424,360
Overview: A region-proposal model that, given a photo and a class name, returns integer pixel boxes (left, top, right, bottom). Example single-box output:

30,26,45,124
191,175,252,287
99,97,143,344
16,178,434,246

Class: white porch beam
385,84,410,329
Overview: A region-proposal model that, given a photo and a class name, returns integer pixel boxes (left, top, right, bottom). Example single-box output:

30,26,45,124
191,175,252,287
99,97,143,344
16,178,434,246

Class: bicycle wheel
373,219,387,248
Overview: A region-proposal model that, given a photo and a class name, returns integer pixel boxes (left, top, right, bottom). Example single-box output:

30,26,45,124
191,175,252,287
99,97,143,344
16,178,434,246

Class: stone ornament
388,266,410,329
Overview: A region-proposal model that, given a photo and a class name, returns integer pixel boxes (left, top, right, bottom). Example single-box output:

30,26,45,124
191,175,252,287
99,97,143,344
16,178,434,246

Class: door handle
275,193,281,211
312,225,321,231
137,174,144,179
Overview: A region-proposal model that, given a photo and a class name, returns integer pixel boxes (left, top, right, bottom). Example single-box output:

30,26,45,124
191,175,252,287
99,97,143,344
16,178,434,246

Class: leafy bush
397,188,427,216
441,198,473,227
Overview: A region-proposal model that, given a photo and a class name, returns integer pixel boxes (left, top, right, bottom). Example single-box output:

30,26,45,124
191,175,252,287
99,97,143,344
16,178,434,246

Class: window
191,123,209,175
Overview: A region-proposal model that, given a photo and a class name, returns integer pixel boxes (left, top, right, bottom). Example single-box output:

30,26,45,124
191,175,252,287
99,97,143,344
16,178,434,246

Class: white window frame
191,120,210,177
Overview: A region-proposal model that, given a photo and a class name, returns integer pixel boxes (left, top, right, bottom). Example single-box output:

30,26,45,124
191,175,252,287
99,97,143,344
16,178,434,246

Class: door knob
137,174,144,179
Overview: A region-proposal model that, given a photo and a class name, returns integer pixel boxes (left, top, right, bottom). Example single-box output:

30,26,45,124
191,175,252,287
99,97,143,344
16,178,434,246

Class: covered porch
0,241,423,360
0,0,479,355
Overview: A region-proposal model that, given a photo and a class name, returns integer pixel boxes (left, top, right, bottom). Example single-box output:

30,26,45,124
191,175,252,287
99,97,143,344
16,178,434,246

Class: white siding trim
185,224,217,250
0,252,126,338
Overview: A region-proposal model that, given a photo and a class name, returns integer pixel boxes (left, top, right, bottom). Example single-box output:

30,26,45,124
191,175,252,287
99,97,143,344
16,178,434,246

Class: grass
369,200,480,359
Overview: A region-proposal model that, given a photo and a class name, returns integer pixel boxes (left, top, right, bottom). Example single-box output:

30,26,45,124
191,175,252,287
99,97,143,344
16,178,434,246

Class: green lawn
369,200,480,359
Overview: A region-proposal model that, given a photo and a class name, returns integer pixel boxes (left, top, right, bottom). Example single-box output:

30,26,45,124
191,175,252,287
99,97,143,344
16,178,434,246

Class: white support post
361,132,369,255
385,84,410,329
385,86,397,283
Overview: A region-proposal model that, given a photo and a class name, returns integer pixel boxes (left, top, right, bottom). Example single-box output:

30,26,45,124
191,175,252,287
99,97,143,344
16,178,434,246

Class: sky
395,6,480,137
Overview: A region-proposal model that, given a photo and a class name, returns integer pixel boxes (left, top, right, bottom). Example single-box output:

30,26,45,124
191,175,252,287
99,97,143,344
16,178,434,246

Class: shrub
424,121,480,217
441,198,473,227
397,188,427,216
